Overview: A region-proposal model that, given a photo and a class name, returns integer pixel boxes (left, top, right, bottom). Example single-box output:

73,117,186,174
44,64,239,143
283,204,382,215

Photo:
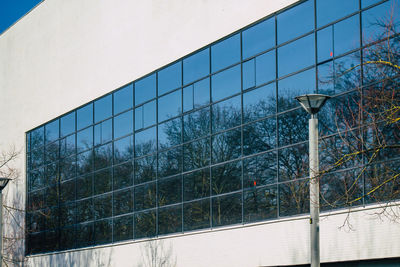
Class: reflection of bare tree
138,240,177,267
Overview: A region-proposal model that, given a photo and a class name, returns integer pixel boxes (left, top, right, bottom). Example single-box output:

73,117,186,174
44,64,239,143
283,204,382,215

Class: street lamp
295,94,331,267
0,178,11,267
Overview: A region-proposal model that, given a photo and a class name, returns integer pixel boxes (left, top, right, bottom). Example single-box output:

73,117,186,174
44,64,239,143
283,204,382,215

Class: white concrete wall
1,0,400,266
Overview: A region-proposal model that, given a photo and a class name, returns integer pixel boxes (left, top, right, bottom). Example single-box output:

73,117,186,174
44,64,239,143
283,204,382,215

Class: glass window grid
26,0,396,254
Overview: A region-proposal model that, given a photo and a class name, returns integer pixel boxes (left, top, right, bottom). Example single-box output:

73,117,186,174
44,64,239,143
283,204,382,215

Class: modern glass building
1,0,400,266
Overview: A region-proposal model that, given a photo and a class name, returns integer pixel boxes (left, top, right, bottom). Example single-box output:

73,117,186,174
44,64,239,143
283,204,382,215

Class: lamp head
294,94,331,115
0,177,11,192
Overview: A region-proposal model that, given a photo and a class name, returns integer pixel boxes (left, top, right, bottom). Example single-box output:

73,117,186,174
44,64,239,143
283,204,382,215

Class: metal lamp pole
0,178,11,267
295,94,330,267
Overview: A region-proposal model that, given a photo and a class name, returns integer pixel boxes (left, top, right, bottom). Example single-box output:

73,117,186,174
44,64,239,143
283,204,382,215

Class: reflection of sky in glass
211,34,240,73
94,95,112,123
94,119,112,145
316,0,358,27
135,127,156,154
277,0,314,44
158,117,181,149
212,65,241,101
135,100,156,130
183,48,210,85
158,61,182,95
45,119,59,143
278,68,315,111
77,103,93,130
114,110,133,139
334,15,360,56
317,61,334,94
135,74,156,105
278,34,315,77
183,78,210,112
317,27,333,63
158,90,181,122
242,18,275,59
77,126,93,152
114,84,133,115
61,112,75,137
362,0,399,44
114,135,133,155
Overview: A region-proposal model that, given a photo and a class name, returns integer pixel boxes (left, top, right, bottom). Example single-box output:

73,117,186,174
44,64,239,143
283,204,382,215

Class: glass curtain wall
26,0,400,254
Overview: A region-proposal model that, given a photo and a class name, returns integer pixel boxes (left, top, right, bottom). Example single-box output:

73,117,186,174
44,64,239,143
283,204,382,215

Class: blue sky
0,0,42,35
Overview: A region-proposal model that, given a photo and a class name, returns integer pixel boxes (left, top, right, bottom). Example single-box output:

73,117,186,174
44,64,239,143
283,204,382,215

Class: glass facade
26,0,400,254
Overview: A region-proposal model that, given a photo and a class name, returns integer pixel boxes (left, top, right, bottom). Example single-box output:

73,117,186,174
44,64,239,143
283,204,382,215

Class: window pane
94,219,112,245
211,160,241,195
134,210,156,239
212,193,242,227
362,0,400,44
134,154,157,184
158,175,182,206
60,179,75,203
60,134,76,158
211,128,241,164
184,168,210,201
158,146,182,178
243,152,277,188
60,226,75,250
279,180,309,216
77,103,93,130
334,14,360,56
158,117,182,150
45,141,59,163
76,223,94,248
183,77,210,112
316,0,358,27
135,74,156,105
113,161,133,190
94,119,112,146
29,168,45,191
158,89,182,122
134,182,156,211
113,188,133,216
93,168,112,195
60,112,75,137
114,135,133,164
183,199,210,231
158,205,182,235
244,185,277,223
45,119,59,144
361,0,381,8
31,148,44,170
135,126,156,157
211,65,241,101
113,215,133,242
77,199,93,223
318,61,335,94
94,194,112,219
243,118,276,155
77,127,93,152
94,143,112,170
278,68,316,111
242,18,275,59
76,174,92,200
31,126,44,150
135,100,156,130
114,83,133,114
183,138,210,171
183,107,210,142
183,48,210,85
278,144,309,181
243,83,276,123
317,27,334,63
278,109,308,147
334,51,361,93
94,95,112,123
278,34,315,77
211,34,240,72
77,150,93,176
114,110,133,139
211,95,241,133
158,61,182,95
277,0,314,44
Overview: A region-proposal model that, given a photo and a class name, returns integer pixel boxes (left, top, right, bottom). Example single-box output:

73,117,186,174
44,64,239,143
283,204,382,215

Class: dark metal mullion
240,31,244,225
275,13,280,219
111,93,115,242
132,81,136,240
359,0,366,206
209,46,213,229
155,72,159,237
180,60,185,233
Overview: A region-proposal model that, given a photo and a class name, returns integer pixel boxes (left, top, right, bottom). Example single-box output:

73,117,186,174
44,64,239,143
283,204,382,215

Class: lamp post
0,178,11,267
294,94,330,267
